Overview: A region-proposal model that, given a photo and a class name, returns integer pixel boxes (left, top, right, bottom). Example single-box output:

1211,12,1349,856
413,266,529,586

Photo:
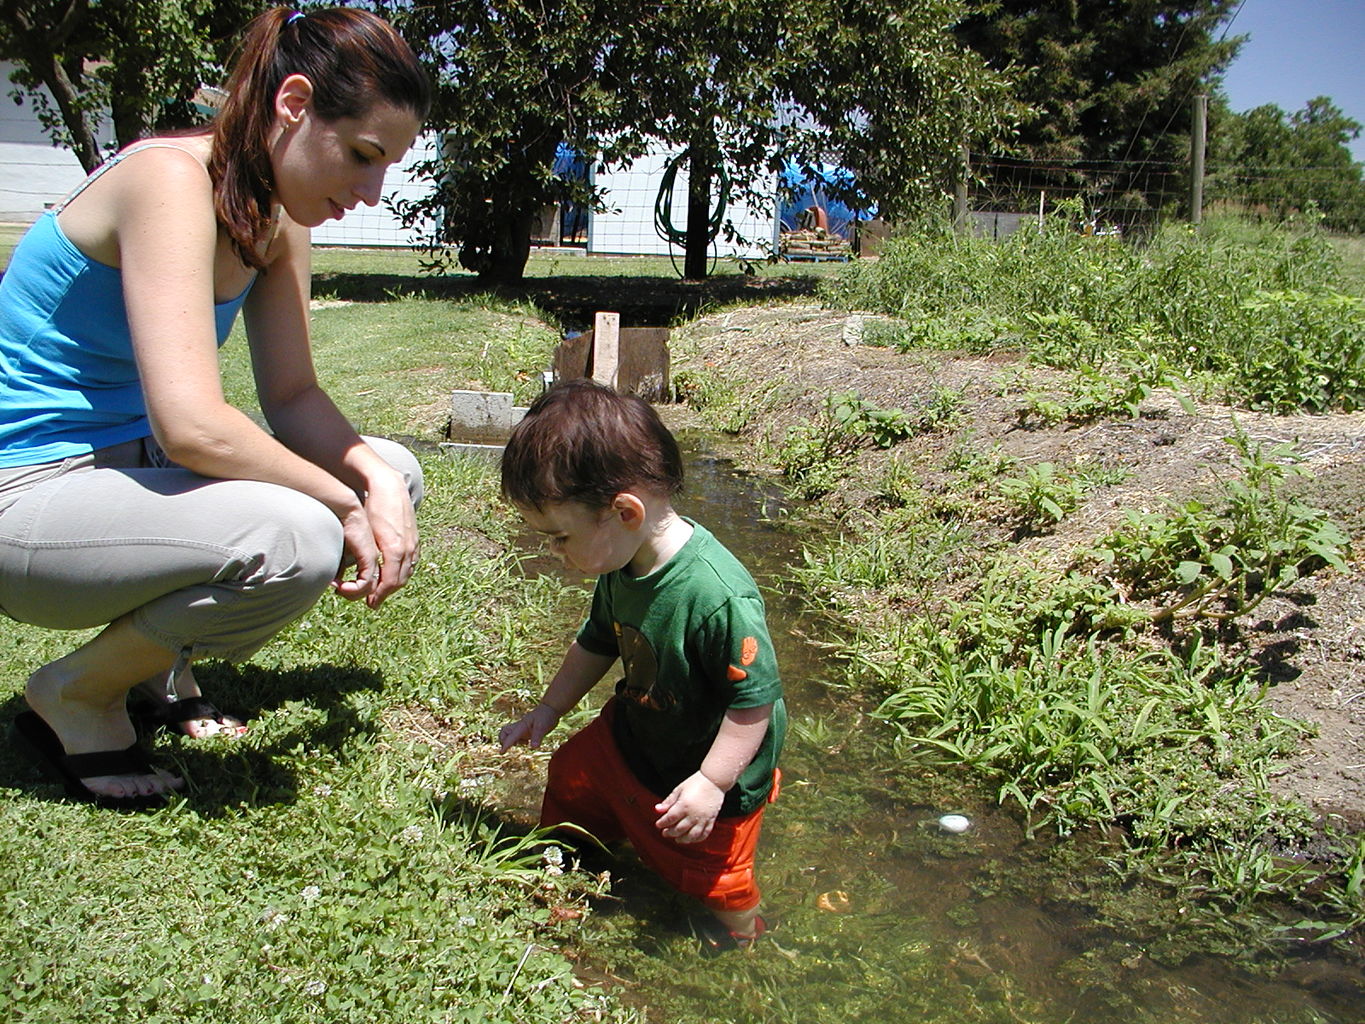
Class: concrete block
439,441,504,462
447,389,528,444
451,389,513,432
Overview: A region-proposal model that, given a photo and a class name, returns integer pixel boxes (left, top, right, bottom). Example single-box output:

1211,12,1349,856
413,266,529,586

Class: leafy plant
997,461,1090,534
1017,355,1182,427
1088,433,1350,621
827,391,915,448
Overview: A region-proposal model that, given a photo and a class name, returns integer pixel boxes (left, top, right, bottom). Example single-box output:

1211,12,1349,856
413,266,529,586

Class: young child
498,379,785,948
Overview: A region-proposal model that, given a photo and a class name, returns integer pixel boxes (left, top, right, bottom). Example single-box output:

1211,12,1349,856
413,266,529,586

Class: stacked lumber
780,227,851,260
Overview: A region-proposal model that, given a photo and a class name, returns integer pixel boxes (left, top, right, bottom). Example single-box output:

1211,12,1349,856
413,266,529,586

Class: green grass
3,215,1365,1020
0,286,639,1022
0,222,25,265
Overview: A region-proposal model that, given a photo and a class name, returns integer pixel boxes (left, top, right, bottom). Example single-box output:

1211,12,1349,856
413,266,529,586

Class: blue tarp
553,142,588,181
778,161,877,240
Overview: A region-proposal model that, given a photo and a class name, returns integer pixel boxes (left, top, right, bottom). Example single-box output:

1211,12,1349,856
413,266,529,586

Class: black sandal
10,711,168,810
129,695,244,736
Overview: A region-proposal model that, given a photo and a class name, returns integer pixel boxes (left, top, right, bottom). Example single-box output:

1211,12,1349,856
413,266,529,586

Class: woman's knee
361,436,424,508
256,489,345,587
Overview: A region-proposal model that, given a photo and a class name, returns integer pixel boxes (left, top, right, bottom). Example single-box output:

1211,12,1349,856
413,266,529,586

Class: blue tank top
0,150,253,467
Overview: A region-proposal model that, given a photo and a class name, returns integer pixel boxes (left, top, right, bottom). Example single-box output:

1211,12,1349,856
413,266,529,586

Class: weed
1088,433,1350,621
996,461,1090,534
827,211,1361,414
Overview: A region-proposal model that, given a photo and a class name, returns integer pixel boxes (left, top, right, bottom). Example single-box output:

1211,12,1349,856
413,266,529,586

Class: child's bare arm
654,703,773,844
499,641,615,751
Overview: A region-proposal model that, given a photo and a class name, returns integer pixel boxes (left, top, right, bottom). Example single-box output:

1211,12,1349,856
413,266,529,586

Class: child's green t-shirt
576,520,786,816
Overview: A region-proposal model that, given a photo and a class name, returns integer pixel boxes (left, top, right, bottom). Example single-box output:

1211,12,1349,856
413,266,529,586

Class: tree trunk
683,121,718,280
33,55,100,172
476,206,535,286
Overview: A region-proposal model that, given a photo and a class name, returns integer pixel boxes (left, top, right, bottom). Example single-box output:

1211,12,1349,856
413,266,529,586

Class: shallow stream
560,446,1362,1024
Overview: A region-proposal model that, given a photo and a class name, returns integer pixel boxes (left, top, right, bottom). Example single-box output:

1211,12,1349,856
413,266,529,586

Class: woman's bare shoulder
59,135,218,265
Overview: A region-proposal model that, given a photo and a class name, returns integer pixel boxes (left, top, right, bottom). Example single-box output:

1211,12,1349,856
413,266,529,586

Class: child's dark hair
501,379,684,511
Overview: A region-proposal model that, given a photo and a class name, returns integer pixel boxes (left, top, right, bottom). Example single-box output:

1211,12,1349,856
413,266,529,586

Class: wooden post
953,144,970,233
1190,93,1207,226
591,311,620,388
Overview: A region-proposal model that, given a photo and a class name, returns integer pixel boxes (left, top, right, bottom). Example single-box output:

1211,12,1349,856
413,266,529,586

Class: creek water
561,445,1361,1024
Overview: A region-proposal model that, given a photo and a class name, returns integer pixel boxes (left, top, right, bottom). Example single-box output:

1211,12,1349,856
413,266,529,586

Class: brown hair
501,379,685,512
209,7,431,269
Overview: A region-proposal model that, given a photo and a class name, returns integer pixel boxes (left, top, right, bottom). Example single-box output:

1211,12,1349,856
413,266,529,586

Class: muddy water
585,446,1363,1024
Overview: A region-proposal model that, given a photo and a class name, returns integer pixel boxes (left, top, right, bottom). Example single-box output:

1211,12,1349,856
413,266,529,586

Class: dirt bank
670,303,1365,826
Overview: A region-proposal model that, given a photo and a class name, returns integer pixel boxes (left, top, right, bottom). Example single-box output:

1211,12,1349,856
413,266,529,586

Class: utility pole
1190,93,1207,226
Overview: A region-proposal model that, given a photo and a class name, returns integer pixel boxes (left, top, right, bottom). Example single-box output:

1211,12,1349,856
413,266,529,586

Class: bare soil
670,303,1365,827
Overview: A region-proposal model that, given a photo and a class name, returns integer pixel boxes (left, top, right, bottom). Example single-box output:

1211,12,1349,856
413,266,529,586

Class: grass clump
827,206,1365,414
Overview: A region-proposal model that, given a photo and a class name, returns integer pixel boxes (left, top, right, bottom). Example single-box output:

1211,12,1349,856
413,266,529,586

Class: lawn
0,255,636,1023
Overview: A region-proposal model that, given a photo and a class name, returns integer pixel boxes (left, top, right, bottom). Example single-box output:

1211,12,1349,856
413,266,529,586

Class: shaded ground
312,268,824,330
669,302,1365,826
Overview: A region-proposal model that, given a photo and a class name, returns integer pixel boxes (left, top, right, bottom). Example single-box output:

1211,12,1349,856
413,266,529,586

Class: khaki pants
0,436,422,662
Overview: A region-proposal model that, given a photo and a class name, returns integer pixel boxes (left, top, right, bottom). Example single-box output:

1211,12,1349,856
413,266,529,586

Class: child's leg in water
713,904,764,939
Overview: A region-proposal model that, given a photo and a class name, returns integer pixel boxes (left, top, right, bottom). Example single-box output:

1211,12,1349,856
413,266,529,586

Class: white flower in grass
399,824,425,845
300,885,321,903
259,907,288,931
542,846,565,876
313,783,333,797
302,980,327,997
457,915,477,929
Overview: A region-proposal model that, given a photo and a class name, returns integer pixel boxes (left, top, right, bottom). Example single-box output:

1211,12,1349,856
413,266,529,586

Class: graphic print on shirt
727,635,759,681
613,622,677,712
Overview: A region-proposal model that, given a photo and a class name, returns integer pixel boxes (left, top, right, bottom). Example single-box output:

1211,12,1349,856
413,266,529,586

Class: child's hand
654,772,725,844
498,703,562,752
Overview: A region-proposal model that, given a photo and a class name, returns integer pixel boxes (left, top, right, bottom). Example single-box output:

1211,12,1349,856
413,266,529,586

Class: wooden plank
553,330,592,381
616,327,671,402
591,311,621,388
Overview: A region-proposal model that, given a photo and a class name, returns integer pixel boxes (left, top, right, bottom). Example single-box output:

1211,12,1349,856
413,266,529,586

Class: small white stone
938,814,971,834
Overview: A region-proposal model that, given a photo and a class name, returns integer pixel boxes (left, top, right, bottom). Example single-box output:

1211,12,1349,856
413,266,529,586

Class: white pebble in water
938,814,971,834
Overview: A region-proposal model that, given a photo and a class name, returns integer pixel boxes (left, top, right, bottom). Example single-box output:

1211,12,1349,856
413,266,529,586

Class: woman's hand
330,470,418,609
332,504,381,603
360,468,418,608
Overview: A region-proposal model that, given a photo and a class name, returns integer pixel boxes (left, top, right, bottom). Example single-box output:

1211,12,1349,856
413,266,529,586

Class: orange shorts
540,700,778,913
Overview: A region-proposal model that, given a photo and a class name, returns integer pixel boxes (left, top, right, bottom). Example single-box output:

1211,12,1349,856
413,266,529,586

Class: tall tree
956,0,1244,223
1210,97,1365,232
389,0,1016,284
0,0,255,173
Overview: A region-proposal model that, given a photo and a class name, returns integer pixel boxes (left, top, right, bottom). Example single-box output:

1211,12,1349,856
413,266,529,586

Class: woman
0,8,432,807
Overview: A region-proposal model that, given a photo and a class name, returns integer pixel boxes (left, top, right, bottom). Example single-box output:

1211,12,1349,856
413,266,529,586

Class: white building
0,62,111,223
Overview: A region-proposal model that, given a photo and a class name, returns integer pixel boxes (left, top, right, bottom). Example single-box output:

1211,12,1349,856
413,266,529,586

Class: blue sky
1218,0,1365,163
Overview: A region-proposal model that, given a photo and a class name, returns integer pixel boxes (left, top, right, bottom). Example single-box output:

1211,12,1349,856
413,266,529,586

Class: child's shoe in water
693,914,767,955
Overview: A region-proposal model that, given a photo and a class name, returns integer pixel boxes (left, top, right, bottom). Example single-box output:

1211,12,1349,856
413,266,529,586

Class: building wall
588,145,778,259
310,132,440,248
0,61,114,223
